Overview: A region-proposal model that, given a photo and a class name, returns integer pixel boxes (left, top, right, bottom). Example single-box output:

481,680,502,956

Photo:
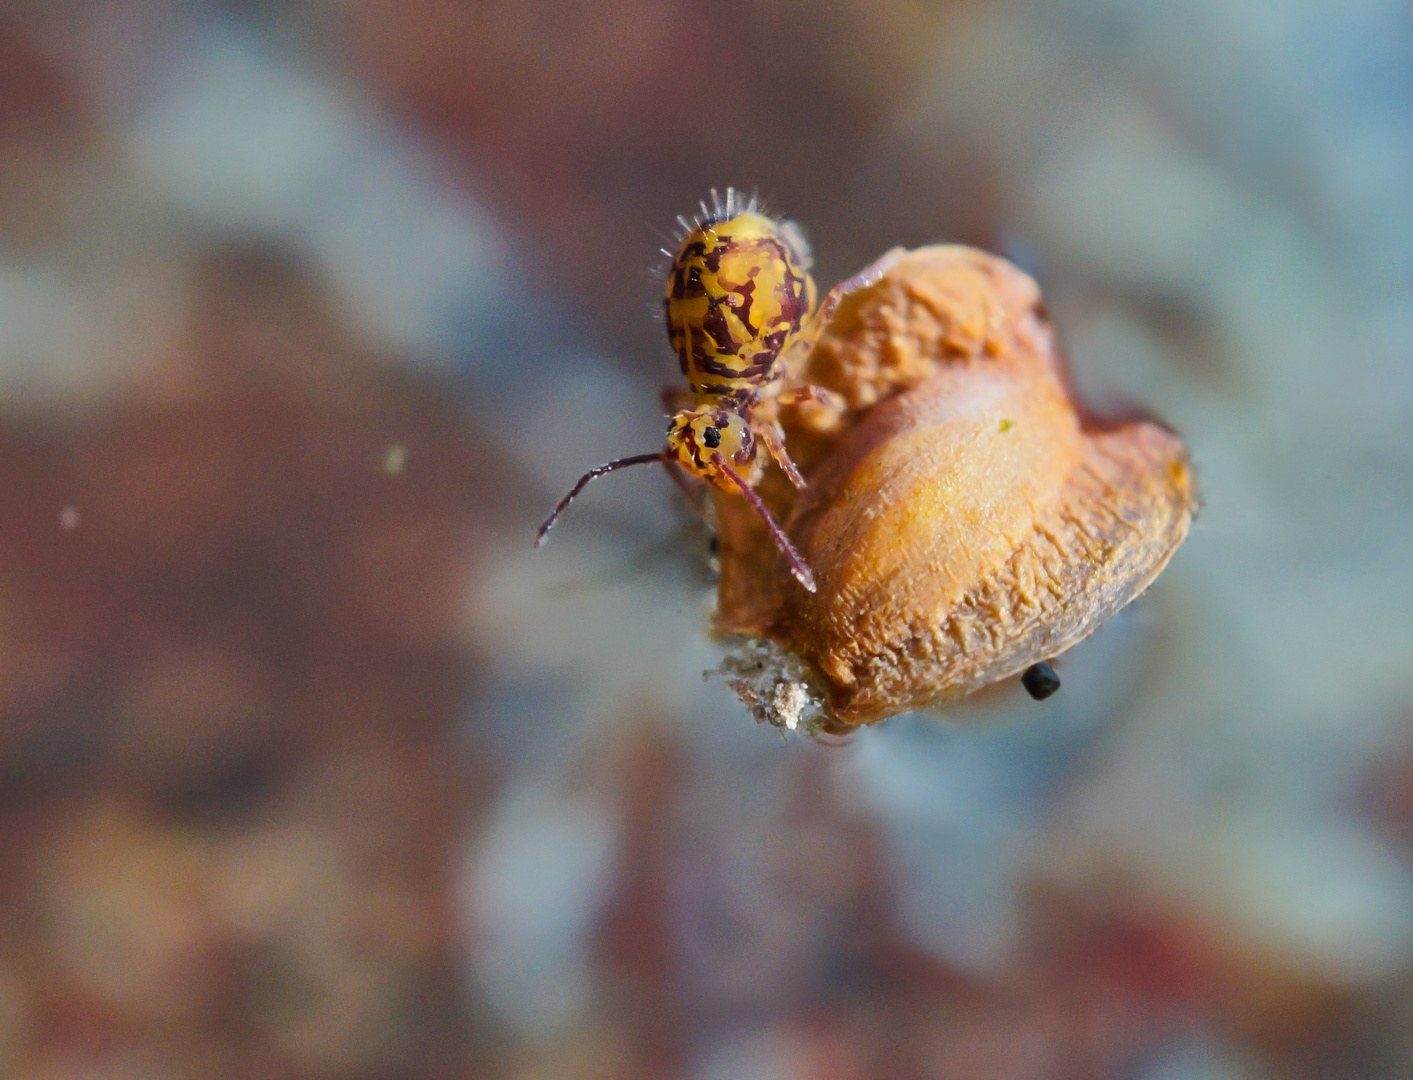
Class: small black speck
703,426,722,449
708,535,720,555
1022,661,1061,700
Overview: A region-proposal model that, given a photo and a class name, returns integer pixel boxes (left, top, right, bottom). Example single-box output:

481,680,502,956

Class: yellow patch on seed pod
713,245,1195,730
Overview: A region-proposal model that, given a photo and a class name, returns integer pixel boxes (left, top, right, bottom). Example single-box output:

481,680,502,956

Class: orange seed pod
714,246,1195,731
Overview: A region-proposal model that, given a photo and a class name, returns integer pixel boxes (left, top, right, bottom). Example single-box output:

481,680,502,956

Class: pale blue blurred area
128,15,510,362
1132,1034,1258,1080
845,611,1151,972
1055,0,1413,283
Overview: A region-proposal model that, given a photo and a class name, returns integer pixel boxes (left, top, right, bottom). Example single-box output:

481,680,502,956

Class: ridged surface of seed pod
713,246,1195,730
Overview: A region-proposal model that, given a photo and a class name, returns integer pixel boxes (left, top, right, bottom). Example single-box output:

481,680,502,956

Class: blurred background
0,1,1411,1077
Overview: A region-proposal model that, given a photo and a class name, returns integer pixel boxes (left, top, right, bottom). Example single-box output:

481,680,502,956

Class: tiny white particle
382,444,408,475
59,506,80,530
772,681,809,731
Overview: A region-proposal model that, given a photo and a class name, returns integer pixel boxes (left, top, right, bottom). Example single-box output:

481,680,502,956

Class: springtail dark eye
703,426,722,449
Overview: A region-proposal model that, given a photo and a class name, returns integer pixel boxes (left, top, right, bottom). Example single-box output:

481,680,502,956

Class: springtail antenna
716,457,817,592
535,452,667,546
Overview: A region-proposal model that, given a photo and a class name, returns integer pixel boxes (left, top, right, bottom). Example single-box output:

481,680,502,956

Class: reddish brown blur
0,6,1403,1080
0,37,510,1059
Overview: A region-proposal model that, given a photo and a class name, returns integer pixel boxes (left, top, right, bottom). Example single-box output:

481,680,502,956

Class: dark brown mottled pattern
701,301,739,354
